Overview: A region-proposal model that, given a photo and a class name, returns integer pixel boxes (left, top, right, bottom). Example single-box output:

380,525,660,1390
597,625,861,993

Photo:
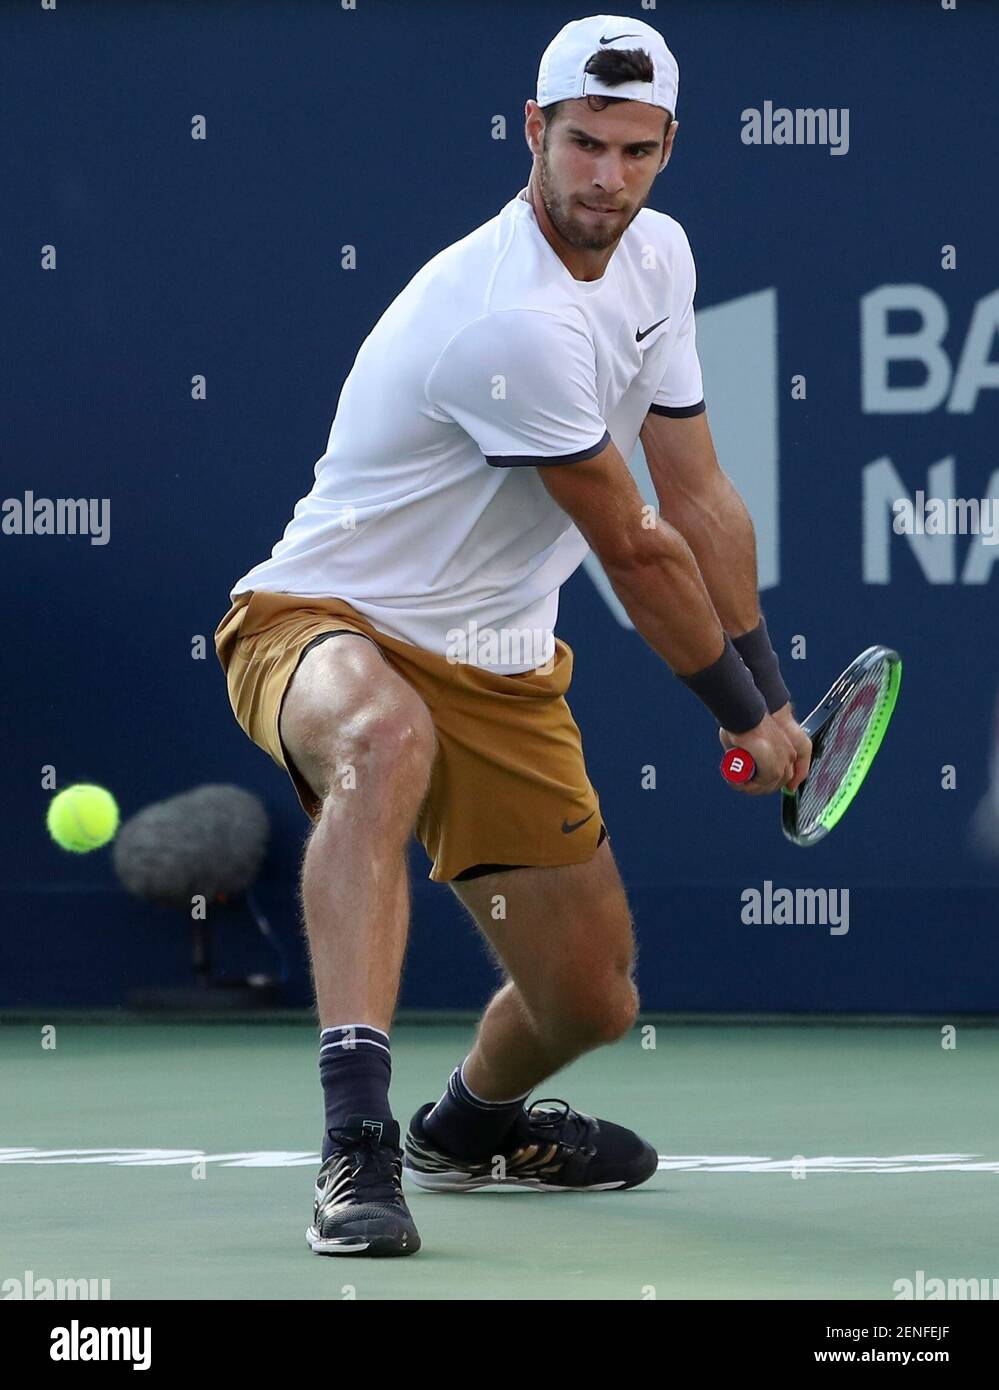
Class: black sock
319,1024,392,1161
422,1060,530,1159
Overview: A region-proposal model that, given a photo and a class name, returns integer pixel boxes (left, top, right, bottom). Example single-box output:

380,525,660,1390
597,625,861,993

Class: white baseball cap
537,14,679,117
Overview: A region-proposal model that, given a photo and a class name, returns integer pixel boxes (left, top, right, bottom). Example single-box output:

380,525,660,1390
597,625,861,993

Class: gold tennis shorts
213,590,606,883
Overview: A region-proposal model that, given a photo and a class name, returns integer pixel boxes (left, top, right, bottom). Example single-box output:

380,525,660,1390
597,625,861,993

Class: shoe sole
305,1223,421,1257
403,1167,641,1193
403,1121,660,1193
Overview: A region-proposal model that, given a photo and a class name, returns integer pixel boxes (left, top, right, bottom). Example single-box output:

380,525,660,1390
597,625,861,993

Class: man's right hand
718,714,797,795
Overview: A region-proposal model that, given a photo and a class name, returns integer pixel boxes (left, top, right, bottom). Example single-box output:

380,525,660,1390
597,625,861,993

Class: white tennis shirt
231,186,706,672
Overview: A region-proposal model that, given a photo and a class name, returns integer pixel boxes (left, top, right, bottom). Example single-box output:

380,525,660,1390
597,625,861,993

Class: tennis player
214,13,812,1257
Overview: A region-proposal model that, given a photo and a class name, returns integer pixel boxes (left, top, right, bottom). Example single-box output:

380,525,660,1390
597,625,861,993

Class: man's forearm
658,472,761,638
659,475,792,712
603,520,767,732
602,519,728,676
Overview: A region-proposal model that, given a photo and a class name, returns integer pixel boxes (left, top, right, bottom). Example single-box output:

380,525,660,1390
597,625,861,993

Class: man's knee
587,975,640,1044
280,638,436,804
300,703,436,813
541,969,640,1050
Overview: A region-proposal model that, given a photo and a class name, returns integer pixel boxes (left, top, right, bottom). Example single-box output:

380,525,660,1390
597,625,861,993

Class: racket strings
796,665,889,837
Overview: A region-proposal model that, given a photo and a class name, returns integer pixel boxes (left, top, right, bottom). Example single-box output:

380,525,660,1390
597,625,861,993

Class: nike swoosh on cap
600,32,640,43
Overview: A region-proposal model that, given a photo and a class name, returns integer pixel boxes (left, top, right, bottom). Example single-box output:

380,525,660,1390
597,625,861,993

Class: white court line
656,1154,999,1173
1,1147,997,1172
0,1148,317,1167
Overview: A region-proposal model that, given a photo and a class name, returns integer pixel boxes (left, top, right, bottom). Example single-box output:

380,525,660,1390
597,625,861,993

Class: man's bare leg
283,634,437,1255
409,840,656,1189
279,634,437,1030
448,839,640,1100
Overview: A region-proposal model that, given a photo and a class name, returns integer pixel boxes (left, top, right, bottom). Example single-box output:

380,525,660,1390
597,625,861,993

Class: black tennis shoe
403,1097,659,1192
306,1116,421,1256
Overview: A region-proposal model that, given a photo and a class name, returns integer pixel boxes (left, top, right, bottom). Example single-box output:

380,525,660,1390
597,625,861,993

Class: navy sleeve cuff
485,428,611,468
647,399,706,419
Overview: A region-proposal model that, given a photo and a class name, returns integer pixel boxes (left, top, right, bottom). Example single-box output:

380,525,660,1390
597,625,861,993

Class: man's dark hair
542,47,672,153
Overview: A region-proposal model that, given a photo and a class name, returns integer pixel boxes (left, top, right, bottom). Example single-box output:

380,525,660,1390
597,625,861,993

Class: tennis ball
46,784,120,853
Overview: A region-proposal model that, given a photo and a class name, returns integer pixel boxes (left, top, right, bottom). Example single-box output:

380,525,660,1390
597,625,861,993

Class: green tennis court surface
3,1019,996,1301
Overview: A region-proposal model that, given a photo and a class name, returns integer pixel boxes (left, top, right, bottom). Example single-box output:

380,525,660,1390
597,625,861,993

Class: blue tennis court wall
3,0,997,1011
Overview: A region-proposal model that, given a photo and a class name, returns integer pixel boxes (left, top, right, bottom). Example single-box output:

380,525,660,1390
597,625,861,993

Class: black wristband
731,616,791,714
677,635,768,734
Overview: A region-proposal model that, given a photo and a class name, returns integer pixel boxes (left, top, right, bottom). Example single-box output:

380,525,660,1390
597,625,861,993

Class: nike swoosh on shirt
562,811,596,834
636,316,670,342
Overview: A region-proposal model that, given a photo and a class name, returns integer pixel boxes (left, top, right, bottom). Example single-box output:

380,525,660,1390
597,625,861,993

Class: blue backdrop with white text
2,0,997,1011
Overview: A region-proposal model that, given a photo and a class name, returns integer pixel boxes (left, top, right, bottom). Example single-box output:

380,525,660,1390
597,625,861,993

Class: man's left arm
641,409,759,637
640,408,812,788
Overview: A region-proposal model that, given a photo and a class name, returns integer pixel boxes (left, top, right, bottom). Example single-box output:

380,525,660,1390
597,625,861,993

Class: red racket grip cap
720,747,756,783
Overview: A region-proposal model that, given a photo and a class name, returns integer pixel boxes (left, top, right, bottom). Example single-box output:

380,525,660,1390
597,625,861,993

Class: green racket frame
781,646,902,846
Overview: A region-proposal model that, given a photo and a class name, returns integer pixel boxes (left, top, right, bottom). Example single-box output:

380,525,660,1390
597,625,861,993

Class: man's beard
538,147,644,250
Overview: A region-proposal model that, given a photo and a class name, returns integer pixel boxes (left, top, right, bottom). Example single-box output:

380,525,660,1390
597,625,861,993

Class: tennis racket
719,645,902,846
